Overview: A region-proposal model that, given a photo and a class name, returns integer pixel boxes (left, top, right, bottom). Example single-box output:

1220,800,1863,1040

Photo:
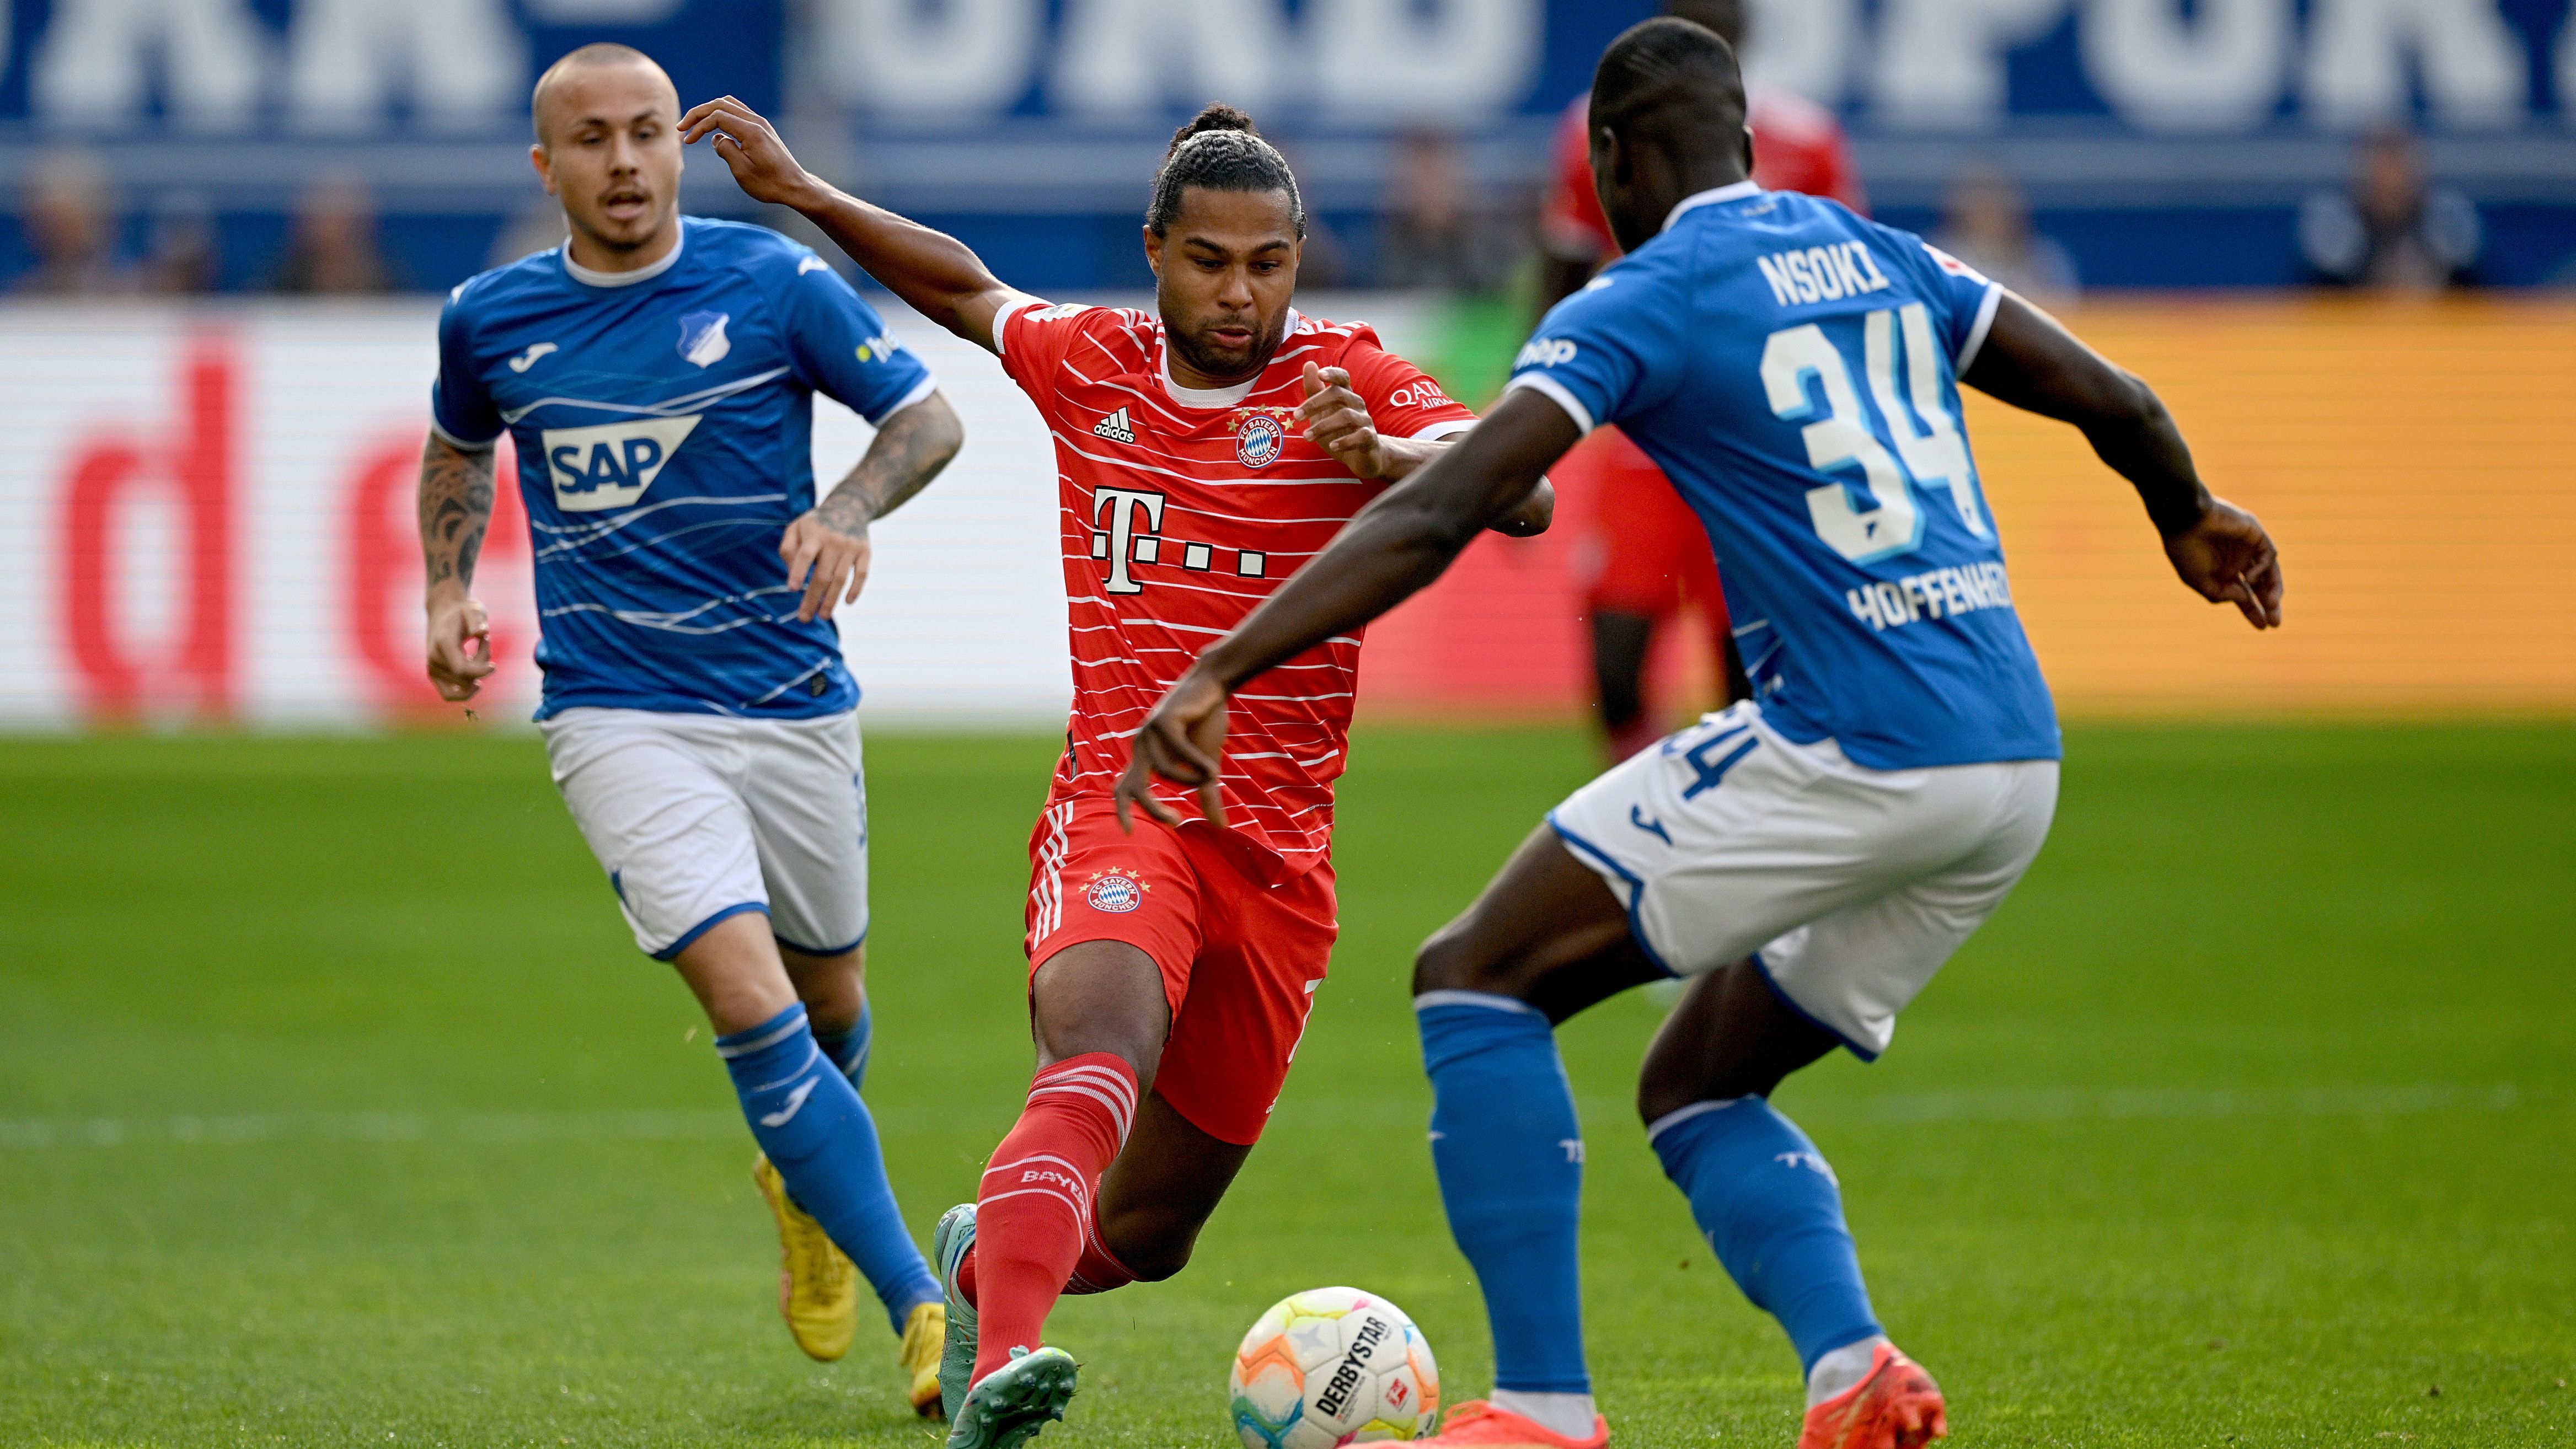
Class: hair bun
1167,104,1260,157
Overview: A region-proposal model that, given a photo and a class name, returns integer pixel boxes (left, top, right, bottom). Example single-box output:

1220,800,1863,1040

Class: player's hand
2163,496,2284,630
1115,669,1231,833
679,96,819,210
1299,362,1393,480
425,591,495,703
781,511,872,622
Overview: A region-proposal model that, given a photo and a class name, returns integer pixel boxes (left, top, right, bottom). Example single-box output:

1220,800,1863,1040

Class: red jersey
994,297,1477,876
1540,85,1866,262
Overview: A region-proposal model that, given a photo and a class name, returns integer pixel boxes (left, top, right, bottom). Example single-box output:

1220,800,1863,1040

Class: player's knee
1411,919,1507,998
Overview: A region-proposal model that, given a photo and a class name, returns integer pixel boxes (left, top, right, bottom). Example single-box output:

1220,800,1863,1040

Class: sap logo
1515,337,1577,369
542,416,702,512
1754,243,1893,308
1385,380,1450,410
676,310,732,368
853,331,903,364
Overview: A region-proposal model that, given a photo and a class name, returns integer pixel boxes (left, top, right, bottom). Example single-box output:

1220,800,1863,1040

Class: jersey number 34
1760,303,1990,565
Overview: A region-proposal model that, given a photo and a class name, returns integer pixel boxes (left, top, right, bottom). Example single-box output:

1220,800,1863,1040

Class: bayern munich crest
1084,870,1147,914
1234,411,1286,468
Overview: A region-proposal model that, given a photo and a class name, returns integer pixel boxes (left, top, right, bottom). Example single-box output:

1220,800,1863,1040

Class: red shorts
1024,795,1338,1146
1566,426,1727,625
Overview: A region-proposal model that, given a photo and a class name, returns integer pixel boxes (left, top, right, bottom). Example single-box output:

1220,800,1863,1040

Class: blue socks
717,1002,938,1332
811,1000,872,1091
1417,992,1591,1396
1648,1097,1882,1372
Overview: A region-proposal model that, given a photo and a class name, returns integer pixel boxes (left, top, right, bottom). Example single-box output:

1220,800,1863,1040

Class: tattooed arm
418,431,500,702
781,390,965,622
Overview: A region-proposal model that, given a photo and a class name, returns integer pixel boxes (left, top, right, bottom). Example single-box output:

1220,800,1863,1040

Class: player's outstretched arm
782,391,965,622
416,431,499,702
1113,389,1576,830
1965,293,2284,629
679,97,1017,352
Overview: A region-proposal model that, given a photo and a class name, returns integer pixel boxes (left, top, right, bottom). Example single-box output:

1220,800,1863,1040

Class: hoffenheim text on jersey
431,218,935,720
1506,184,2060,770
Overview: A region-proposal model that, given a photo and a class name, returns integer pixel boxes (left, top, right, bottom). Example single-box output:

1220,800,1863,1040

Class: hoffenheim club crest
1235,411,1285,468
676,310,732,368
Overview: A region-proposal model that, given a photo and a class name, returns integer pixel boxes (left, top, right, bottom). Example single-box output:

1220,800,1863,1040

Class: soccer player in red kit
681,95,1550,1447
1543,0,1865,761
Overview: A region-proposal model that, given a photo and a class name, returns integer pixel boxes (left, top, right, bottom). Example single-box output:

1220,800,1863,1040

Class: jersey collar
1158,308,1300,409
562,219,687,289
1662,180,1764,234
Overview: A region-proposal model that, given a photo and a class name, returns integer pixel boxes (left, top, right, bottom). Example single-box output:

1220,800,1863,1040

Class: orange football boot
1407,1399,1609,1448
1797,1343,1948,1449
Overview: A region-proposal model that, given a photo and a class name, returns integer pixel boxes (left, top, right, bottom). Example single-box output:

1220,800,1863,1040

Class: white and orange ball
1229,1286,1440,1448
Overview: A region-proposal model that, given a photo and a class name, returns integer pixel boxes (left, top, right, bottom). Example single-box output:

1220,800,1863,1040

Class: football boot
944,1345,1078,1449
932,1202,981,1420
1797,1343,1948,1449
899,1300,947,1418
752,1153,856,1361
1404,1399,1609,1447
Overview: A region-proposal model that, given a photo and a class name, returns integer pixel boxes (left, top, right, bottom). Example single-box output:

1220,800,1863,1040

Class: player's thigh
1024,799,1206,1065
738,711,867,957
1547,705,1998,980
541,708,765,958
1754,759,2059,1060
1148,845,1338,1149
1412,822,1663,1023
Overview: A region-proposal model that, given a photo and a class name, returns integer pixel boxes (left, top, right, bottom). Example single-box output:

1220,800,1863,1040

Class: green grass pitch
2,722,2570,1447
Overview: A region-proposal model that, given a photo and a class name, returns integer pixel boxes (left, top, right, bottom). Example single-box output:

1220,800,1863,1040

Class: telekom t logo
1092,487,1166,594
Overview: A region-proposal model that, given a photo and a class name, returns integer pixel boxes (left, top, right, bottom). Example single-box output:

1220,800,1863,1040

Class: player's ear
530,143,556,196
1142,225,1163,279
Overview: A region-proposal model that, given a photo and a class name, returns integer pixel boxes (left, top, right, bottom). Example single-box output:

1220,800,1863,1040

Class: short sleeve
429,286,502,448
1500,267,1688,436
993,295,1108,412
1336,329,1477,441
1896,232,2005,373
782,256,938,425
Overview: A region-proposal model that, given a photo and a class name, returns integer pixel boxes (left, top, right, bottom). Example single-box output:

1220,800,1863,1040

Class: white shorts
539,707,869,960
1548,702,2056,1059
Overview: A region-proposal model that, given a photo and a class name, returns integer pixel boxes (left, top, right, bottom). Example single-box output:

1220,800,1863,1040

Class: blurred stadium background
0,0,2568,729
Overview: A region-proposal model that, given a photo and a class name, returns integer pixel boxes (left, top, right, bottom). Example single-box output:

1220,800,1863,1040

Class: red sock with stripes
970,1052,1137,1384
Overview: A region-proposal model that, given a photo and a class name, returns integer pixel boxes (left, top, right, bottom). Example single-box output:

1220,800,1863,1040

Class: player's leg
1589,611,1659,761
732,711,942,1374
1634,760,2059,1448
1405,827,1662,1447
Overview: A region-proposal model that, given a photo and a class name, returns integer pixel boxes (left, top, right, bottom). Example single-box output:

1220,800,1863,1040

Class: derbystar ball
1228,1286,1440,1448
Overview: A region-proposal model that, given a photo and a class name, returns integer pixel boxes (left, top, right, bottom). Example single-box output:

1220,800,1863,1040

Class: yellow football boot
752,1153,858,1362
901,1300,949,1418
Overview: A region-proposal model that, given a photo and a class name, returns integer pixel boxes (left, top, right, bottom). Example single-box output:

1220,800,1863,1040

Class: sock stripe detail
714,1004,810,1058
1038,1064,1139,1113
1644,1096,1755,1145
981,1152,1092,1180
1413,989,1545,1017
1028,1082,1134,1138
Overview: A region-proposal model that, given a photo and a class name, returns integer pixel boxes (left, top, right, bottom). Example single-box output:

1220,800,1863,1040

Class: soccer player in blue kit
1120,18,2284,1449
415,44,961,1414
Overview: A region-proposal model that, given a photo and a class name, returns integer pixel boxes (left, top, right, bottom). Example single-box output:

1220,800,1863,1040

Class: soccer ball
1228,1286,1440,1448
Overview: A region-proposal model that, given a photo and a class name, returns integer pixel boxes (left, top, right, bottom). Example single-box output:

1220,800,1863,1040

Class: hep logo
1514,337,1578,368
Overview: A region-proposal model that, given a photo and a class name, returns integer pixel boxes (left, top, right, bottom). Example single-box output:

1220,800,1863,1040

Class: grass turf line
0,723,2569,1447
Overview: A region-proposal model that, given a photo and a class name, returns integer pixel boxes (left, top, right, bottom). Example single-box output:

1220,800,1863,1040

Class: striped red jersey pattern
994,297,1477,877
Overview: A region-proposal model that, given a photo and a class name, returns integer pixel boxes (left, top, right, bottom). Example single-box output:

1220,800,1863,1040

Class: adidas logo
1093,407,1137,444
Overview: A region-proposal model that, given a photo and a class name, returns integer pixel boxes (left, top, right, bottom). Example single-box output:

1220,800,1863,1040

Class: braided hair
1145,104,1306,239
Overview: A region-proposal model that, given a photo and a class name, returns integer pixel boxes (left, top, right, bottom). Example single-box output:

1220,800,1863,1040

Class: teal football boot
933,1202,980,1421
945,1345,1079,1449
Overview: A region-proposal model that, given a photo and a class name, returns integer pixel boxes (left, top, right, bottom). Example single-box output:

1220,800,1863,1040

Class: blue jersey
431,217,936,720
1508,183,2060,769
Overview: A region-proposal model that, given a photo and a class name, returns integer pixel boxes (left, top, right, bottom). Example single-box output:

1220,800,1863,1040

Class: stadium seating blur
2,0,2570,728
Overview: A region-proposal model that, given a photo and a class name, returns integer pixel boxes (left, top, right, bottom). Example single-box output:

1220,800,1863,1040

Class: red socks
968,1053,1138,1382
